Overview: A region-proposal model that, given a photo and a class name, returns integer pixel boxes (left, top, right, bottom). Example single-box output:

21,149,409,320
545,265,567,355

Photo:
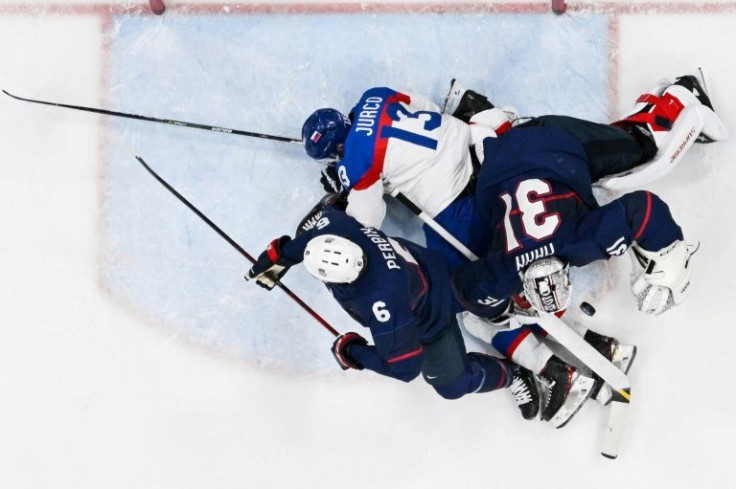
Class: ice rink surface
2,1,736,487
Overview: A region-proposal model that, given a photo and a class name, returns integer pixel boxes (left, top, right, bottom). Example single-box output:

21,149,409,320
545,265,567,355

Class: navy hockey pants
421,318,513,400
517,115,644,182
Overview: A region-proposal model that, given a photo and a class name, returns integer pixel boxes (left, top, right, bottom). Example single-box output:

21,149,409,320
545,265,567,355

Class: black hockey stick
2,89,302,144
134,154,339,337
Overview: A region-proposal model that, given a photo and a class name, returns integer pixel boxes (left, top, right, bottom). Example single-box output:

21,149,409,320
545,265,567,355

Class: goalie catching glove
631,240,698,315
245,236,299,290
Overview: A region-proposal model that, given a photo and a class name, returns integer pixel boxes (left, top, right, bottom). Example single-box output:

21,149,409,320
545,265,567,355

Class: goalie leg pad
599,73,728,190
597,104,704,190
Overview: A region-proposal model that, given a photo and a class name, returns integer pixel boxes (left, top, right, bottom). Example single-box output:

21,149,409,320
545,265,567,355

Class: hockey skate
539,356,595,429
584,331,637,406
671,73,726,143
510,365,540,420
442,79,494,123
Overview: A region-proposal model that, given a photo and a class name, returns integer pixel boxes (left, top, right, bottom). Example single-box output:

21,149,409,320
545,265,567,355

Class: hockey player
245,205,549,422
452,74,724,319
443,74,726,421
293,74,725,425
300,75,726,270
447,79,717,410
301,85,515,270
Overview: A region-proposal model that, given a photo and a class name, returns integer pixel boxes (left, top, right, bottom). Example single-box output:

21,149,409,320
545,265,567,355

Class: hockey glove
245,236,299,290
320,165,343,194
630,240,698,315
484,295,541,330
331,332,367,370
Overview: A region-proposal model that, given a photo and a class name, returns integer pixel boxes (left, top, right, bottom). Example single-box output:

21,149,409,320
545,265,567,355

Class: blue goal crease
103,11,611,371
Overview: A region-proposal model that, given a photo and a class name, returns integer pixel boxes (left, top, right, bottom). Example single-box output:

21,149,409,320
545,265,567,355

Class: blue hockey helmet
301,108,351,163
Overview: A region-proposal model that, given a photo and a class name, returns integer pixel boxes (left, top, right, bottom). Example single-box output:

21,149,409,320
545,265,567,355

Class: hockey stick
2,89,303,144
393,190,630,457
391,190,479,261
134,154,339,337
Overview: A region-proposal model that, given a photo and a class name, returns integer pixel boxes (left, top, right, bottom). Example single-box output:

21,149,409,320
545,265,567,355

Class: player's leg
460,311,594,427
515,114,644,181
598,73,728,189
543,318,637,405
495,326,596,428
421,318,508,397
422,317,540,419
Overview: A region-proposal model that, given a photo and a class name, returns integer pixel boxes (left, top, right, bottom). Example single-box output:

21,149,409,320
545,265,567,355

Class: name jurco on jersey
354,97,383,136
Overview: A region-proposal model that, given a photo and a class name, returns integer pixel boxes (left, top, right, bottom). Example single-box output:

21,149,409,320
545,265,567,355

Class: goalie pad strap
622,92,686,131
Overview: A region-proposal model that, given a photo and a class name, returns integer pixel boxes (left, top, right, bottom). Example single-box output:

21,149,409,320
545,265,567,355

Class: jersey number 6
372,301,391,322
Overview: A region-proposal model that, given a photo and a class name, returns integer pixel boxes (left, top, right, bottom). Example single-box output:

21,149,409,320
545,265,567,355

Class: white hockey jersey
335,87,474,229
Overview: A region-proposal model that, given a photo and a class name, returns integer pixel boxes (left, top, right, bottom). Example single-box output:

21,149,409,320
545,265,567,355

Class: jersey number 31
499,179,561,252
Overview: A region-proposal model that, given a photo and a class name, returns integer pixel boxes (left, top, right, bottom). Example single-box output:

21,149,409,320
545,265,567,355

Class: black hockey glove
320,165,343,194
331,332,367,370
245,236,298,290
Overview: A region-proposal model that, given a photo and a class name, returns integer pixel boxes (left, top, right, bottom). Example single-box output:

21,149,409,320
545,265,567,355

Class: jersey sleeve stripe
353,92,411,191
387,345,423,364
633,191,653,241
501,327,533,358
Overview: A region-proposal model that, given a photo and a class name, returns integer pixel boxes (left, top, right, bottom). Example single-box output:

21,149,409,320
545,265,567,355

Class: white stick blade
601,400,630,459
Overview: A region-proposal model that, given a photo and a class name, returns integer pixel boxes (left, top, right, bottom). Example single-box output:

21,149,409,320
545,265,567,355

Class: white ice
1,1,736,488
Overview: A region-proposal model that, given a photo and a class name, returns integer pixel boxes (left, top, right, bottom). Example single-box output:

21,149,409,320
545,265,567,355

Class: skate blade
596,345,638,406
550,375,595,429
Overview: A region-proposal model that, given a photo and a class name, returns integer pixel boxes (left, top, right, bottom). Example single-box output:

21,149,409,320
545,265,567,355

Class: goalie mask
521,257,571,314
304,234,366,284
302,108,351,164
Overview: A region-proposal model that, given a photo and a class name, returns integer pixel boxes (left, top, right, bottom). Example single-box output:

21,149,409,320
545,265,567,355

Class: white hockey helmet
303,234,366,284
521,257,571,314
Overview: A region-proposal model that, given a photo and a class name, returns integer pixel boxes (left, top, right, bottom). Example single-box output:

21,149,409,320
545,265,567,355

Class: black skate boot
673,74,719,143
674,74,715,111
539,356,594,428
584,330,637,405
442,79,494,123
509,365,540,420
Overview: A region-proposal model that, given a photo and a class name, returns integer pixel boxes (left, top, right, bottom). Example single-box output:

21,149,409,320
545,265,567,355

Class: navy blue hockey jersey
281,209,455,381
452,126,684,318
